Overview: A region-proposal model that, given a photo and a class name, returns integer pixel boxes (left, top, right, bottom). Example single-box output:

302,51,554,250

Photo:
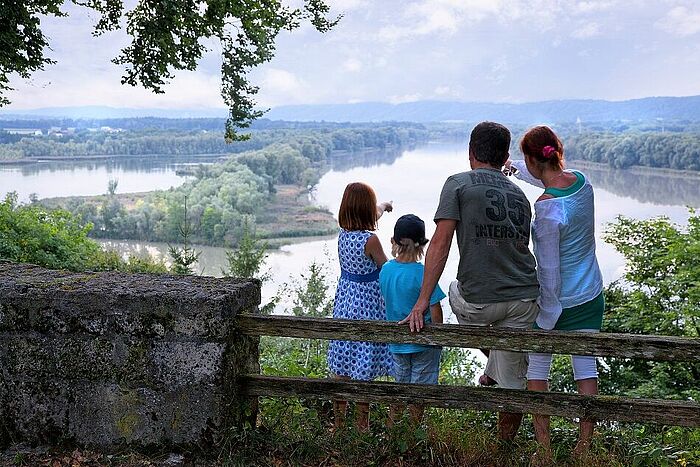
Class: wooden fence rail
236,315,700,362
236,314,700,427
242,375,700,427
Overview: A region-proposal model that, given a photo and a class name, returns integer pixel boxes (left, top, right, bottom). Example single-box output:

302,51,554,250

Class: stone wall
0,262,260,451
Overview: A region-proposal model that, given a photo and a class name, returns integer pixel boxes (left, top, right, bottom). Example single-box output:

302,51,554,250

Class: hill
3,95,700,124
266,96,700,123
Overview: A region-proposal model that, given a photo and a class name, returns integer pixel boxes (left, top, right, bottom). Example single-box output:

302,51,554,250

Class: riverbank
40,184,338,248
0,152,231,165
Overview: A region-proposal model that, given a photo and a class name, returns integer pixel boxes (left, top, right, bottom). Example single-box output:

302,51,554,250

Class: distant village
1,126,124,137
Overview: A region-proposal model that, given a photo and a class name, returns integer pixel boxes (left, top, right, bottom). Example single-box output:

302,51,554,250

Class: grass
216,397,699,467
4,391,698,466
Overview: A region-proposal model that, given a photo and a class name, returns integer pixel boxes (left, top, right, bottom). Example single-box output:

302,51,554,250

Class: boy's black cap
393,214,429,246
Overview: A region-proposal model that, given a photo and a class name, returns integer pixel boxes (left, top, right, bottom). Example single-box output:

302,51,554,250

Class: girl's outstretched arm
376,201,393,219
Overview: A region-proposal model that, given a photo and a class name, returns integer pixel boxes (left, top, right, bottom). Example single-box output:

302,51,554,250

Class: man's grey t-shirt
434,168,539,303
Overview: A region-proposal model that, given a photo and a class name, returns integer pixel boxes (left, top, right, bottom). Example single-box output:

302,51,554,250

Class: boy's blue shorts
392,346,442,384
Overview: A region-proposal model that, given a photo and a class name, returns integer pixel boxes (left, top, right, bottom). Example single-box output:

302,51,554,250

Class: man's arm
430,302,443,324
399,219,456,332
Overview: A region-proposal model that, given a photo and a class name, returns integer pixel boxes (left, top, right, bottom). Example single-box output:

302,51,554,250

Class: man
400,121,539,440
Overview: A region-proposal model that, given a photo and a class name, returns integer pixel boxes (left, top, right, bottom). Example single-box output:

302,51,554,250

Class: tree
222,218,269,282
0,192,166,273
0,0,338,140
168,196,201,274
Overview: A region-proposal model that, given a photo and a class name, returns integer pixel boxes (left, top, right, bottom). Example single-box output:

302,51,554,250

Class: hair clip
542,146,556,158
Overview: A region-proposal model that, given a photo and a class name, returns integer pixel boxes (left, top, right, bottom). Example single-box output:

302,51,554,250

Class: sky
5,0,700,110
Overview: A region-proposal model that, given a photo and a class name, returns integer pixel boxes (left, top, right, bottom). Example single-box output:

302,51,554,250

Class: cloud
388,93,423,104
8,71,225,109
328,0,369,11
571,22,601,39
486,56,511,84
573,1,617,14
256,68,311,107
342,58,363,72
656,6,700,37
433,85,463,99
377,0,503,42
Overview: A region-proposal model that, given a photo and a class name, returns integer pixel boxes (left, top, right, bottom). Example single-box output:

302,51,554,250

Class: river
3,143,699,321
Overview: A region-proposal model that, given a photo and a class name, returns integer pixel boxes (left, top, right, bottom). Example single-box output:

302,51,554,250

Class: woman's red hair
520,126,564,170
338,182,377,231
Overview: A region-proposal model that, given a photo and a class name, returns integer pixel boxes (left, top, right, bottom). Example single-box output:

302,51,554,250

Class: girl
506,126,604,461
327,182,394,431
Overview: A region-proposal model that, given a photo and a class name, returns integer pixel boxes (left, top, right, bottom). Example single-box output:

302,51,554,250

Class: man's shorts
392,346,442,385
449,280,539,390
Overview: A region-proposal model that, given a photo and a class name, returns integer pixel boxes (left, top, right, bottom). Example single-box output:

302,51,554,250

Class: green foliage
567,132,700,170
0,192,101,271
225,398,700,466
43,126,423,246
290,261,334,318
438,348,480,386
596,213,700,399
0,125,426,161
0,192,166,273
222,218,269,282
167,196,201,275
0,1,338,139
0,0,64,106
261,261,333,379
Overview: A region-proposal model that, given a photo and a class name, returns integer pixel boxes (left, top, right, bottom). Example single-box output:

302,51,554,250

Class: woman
506,126,604,460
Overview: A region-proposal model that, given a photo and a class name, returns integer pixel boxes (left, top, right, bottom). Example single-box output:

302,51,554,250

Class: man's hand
399,297,430,332
399,219,456,333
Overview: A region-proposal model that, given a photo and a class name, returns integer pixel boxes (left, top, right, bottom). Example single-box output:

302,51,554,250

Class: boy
379,214,445,425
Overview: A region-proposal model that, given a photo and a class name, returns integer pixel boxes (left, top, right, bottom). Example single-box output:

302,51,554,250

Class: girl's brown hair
520,126,564,171
338,182,377,231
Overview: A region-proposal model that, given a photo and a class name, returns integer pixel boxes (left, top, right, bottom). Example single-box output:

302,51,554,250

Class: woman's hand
502,159,517,176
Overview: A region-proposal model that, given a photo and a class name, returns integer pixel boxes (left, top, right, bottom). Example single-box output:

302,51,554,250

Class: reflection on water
569,162,700,207
14,155,221,177
0,155,219,202
327,146,405,172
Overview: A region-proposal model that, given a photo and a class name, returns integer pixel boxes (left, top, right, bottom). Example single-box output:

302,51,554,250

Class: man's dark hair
469,121,511,167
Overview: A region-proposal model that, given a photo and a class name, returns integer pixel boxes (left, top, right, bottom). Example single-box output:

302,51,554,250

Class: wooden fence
236,315,700,427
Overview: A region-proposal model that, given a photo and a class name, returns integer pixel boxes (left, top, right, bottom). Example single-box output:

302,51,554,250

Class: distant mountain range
2,95,700,123
0,106,229,120
266,96,700,123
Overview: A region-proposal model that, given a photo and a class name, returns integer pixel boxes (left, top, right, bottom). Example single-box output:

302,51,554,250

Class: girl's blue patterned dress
327,229,393,380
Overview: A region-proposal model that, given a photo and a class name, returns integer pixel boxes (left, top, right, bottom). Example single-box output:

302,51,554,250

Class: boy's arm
429,302,443,324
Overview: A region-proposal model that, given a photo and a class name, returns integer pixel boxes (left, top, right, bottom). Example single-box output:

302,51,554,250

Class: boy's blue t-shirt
379,259,446,354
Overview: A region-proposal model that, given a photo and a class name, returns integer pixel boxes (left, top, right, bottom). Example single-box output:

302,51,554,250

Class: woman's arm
532,203,563,330
509,159,545,189
429,302,443,324
364,234,388,268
